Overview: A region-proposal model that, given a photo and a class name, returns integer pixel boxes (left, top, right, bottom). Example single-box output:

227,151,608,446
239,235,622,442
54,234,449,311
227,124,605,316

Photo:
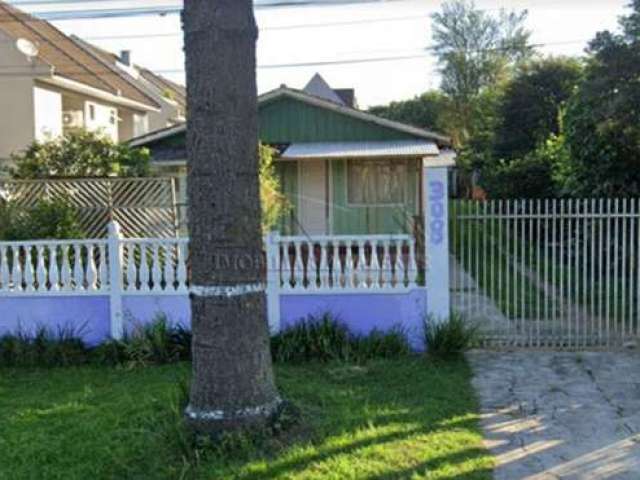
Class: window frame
345,158,409,208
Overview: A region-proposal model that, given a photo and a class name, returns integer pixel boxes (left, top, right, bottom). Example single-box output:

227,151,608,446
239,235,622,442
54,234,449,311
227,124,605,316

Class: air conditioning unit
62,110,84,128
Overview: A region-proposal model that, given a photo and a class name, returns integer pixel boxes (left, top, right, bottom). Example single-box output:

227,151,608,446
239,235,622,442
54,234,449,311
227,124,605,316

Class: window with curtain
347,159,407,205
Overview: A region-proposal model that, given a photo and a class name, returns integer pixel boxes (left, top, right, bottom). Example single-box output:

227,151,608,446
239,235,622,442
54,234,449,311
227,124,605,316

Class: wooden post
108,221,124,339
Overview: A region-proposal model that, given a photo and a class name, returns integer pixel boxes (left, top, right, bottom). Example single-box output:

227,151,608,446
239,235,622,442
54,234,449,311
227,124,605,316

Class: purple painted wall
280,289,427,350
0,289,427,350
122,296,191,332
0,296,110,345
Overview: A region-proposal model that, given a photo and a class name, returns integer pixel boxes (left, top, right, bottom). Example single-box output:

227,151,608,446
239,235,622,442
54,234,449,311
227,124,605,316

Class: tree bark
183,0,281,433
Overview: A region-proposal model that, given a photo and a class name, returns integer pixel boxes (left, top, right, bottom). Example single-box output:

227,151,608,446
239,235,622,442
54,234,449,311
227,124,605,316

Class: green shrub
93,315,191,367
351,328,411,360
271,314,411,364
0,315,190,368
10,130,150,179
271,314,352,363
92,338,129,367
2,313,414,368
0,198,84,241
124,315,191,366
0,325,87,367
424,314,477,359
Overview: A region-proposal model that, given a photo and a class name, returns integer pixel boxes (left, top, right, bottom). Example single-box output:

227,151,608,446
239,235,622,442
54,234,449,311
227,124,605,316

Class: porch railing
273,234,419,292
0,230,419,296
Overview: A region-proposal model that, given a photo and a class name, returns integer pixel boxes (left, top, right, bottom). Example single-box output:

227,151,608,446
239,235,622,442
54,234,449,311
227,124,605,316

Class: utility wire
0,37,589,76
9,0,410,6
0,37,589,74
6,0,412,16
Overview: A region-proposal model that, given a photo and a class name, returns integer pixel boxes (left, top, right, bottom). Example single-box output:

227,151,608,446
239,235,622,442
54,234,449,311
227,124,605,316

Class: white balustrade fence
120,238,189,294
0,237,190,295
272,235,419,292
0,224,424,338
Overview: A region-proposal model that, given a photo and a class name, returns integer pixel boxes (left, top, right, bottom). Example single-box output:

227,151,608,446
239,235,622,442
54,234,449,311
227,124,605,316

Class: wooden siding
276,158,420,235
259,97,418,143
331,159,419,235
146,96,428,163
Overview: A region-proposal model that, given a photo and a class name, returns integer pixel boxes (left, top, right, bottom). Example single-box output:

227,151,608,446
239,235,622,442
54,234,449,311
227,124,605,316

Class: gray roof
280,140,440,160
303,73,346,105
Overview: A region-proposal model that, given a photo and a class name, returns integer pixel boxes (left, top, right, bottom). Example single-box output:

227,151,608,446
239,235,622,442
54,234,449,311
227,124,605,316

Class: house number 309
429,180,445,246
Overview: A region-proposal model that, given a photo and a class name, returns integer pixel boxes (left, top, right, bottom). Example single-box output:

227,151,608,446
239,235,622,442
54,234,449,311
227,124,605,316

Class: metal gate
450,198,640,349
0,178,178,238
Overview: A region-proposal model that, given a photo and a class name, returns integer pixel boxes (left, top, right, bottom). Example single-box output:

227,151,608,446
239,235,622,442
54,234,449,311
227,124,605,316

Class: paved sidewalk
467,351,640,479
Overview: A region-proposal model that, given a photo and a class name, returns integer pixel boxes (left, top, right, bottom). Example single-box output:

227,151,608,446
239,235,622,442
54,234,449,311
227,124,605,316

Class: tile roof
0,1,159,108
71,36,186,112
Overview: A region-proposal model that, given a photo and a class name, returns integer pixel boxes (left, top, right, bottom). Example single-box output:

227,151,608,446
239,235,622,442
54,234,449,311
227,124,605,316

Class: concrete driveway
467,351,640,479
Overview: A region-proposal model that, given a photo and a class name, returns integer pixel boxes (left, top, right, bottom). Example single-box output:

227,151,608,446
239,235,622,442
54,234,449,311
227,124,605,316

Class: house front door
298,160,327,235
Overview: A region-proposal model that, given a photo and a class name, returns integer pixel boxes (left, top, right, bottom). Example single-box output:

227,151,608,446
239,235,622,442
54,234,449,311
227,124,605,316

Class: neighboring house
71,36,186,133
130,74,455,236
0,1,185,170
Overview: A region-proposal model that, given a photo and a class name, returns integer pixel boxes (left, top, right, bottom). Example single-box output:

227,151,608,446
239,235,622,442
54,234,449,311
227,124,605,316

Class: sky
12,0,631,108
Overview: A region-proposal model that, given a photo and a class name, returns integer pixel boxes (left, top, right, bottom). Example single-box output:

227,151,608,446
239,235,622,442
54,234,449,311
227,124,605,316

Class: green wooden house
130,74,454,235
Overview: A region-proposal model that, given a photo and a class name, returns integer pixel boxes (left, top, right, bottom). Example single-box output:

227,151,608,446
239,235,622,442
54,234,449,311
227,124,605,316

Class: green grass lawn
0,359,492,480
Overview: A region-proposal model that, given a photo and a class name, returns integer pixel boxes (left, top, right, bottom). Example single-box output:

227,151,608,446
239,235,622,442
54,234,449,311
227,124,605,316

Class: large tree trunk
183,0,281,433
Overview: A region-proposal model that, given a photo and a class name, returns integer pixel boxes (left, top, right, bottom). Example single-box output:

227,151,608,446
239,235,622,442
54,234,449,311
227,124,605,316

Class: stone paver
468,351,640,479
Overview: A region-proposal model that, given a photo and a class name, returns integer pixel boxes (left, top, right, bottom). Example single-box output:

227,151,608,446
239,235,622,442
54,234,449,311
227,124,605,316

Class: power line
0,52,433,76
0,37,590,76
12,0,410,6
0,6,431,27
6,0,408,15
78,14,432,40
1,0,562,23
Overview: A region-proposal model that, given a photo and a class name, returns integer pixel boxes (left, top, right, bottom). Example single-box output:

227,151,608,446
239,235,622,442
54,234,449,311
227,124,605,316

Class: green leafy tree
494,57,582,160
260,143,290,233
431,0,531,107
482,134,569,199
563,0,640,196
430,0,531,195
368,91,449,131
0,199,84,241
10,130,150,179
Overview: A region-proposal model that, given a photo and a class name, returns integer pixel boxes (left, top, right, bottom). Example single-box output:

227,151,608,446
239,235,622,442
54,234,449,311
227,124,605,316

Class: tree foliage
429,0,531,191
260,143,290,233
431,0,532,104
563,0,640,196
0,198,84,241
482,134,569,199
10,131,150,179
368,91,449,131
494,57,583,160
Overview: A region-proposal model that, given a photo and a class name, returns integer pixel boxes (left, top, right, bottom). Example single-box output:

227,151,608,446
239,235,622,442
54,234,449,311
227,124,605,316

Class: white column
108,221,125,340
265,231,281,334
424,163,451,322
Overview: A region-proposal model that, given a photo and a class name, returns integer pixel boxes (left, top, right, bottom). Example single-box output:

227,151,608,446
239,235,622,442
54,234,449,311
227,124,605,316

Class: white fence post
266,231,281,334
424,160,452,322
108,221,124,339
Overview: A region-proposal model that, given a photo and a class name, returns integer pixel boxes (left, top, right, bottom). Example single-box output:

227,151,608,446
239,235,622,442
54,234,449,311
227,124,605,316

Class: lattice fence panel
0,178,177,238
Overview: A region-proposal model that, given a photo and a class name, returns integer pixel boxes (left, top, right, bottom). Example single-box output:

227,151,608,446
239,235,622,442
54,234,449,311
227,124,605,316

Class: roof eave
42,76,160,112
